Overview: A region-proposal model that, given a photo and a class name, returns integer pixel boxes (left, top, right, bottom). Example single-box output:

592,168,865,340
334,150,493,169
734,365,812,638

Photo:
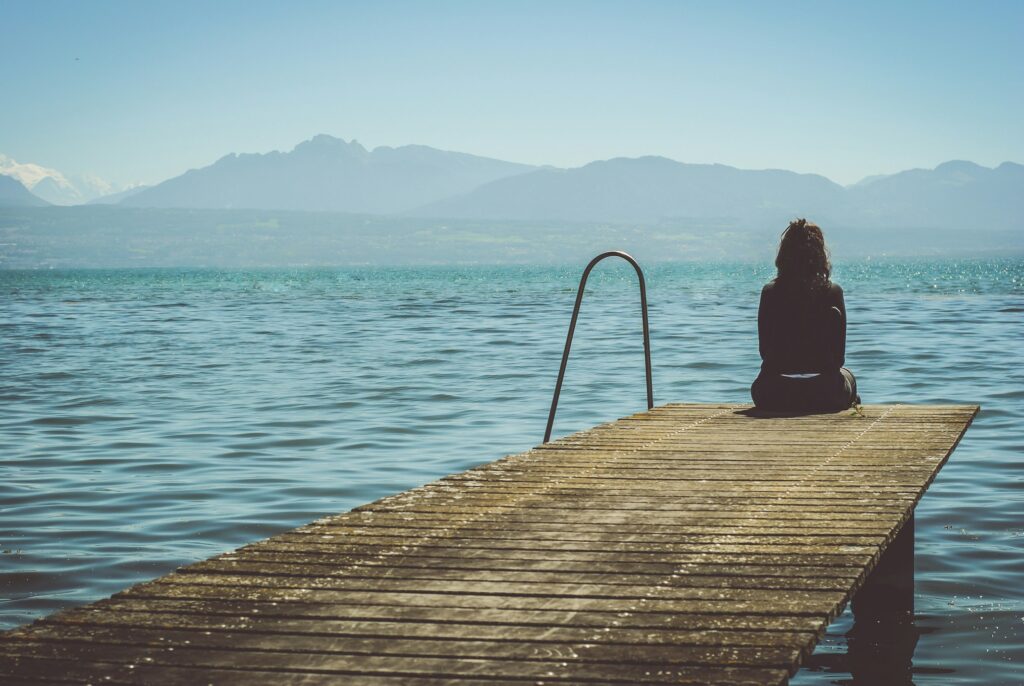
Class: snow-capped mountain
0,154,120,205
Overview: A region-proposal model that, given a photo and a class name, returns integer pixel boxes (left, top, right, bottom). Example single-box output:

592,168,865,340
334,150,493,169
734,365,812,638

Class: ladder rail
543,250,653,443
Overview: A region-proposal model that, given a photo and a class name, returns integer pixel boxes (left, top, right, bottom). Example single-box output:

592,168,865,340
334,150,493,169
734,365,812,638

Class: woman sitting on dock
751,218,859,412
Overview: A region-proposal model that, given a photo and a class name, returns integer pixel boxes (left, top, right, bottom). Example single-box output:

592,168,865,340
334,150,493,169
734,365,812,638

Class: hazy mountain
112,135,1023,230
417,156,844,225
417,158,1023,230
8,132,1018,239
87,185,150,205
122,135,535,213
844,160,1024,229
0,174,48,207
0,153,119,205
29,175,89,205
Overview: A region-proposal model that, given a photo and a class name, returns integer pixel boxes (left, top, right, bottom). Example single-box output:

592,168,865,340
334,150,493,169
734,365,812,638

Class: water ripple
1,260,1022,684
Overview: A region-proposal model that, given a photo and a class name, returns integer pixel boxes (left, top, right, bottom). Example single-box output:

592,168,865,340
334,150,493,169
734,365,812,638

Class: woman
751,219,859,412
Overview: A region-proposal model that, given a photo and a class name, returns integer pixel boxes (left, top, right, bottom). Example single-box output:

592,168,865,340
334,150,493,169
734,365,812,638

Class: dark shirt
758,279,846,375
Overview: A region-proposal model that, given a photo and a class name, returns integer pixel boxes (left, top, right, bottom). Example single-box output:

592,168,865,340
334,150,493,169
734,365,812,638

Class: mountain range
0,154,131,205
121,135,535,214
423,157,1024,230
1,135,1022,231
419,156,843,225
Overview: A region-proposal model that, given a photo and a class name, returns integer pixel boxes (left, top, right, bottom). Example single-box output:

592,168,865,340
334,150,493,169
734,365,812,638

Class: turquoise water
1,259,1022,684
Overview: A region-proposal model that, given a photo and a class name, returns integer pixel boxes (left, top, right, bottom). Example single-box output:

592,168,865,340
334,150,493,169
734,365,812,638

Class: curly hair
774,218,831,292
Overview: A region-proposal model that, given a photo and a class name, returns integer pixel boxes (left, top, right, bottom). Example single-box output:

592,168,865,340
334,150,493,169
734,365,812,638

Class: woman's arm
833,284,847,369
758,285,774,369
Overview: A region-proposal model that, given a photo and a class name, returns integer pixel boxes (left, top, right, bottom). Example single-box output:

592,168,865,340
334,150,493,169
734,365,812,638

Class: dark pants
751,367,858,413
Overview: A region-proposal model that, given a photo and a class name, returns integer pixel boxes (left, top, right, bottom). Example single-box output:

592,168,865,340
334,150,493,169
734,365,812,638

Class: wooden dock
1,403,977,685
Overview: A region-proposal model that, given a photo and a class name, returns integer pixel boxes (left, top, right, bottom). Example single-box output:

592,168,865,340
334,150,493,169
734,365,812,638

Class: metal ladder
544,251,653,443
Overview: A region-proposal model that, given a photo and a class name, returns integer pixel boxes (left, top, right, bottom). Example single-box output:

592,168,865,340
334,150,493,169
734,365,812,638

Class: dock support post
848,514,918,684
853,514,915,618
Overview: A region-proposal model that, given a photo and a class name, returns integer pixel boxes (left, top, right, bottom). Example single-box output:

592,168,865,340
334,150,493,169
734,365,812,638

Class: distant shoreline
1,206,1020,270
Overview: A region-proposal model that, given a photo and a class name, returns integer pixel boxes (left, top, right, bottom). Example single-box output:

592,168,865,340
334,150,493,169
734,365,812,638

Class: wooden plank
200,553,870,579
27,604,821,645
0,651,791,686
90,594,830,632
0,403,977,685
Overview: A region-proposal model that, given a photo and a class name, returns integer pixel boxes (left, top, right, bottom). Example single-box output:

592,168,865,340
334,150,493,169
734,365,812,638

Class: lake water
2,259,1022,684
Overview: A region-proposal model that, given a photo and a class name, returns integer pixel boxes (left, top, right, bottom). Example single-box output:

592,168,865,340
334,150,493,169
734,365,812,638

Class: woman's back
758,279,846,374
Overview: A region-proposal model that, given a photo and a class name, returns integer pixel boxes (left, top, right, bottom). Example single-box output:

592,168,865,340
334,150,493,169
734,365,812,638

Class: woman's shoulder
762,279,843,299
825,281,845,306
759,280,780,304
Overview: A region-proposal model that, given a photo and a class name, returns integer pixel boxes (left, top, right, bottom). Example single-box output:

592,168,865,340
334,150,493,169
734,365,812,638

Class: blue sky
2,0,1021,187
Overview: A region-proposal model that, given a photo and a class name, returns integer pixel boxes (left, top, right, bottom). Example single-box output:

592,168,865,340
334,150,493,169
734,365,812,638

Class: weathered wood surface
0,403,977,685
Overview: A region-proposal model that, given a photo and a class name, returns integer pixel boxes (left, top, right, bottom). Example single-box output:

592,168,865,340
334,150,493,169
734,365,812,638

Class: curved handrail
543,251,653,443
